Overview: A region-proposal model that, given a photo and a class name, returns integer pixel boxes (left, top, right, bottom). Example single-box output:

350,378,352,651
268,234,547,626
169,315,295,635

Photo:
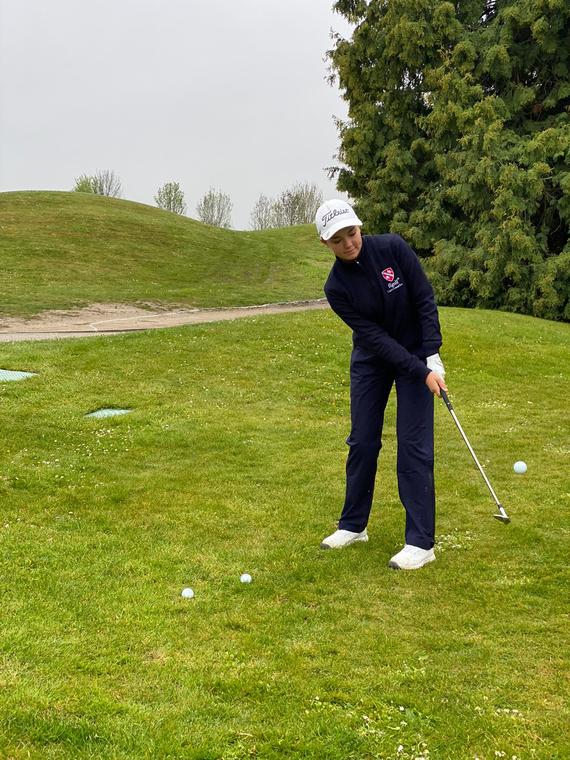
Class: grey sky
0,0,352,229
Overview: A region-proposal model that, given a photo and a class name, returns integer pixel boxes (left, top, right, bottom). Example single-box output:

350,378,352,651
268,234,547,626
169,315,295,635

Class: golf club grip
440,388,453,411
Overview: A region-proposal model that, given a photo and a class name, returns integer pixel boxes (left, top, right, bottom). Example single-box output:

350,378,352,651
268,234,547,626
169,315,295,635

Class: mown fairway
0,307,568,759
0,192,328,317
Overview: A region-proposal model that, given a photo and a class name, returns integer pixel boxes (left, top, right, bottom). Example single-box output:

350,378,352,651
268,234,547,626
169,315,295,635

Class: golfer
316,199,447,570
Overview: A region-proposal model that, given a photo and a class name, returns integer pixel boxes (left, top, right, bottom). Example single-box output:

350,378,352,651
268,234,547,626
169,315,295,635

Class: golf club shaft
440,389,510,521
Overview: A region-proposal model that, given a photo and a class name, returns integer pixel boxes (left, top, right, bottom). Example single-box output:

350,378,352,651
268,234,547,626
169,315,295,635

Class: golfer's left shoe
388,544,435,570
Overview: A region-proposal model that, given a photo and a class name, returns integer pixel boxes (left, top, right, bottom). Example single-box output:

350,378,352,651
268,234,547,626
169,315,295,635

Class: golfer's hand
425,371,447,397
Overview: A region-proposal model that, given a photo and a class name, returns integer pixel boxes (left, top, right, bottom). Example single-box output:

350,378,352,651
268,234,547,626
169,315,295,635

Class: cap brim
321,216,363,241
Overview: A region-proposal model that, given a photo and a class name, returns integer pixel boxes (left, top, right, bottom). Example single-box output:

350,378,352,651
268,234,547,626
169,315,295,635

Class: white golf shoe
320,528,369,550
388,544,435,570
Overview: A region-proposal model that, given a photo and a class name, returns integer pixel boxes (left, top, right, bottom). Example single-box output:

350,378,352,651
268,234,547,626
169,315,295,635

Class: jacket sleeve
393,236,442,357
325,285,430,380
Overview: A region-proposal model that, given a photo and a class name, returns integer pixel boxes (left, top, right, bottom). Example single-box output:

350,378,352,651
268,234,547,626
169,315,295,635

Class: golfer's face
322,226,362,262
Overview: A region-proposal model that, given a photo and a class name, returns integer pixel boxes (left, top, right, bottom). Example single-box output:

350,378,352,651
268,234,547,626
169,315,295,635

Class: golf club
440,389,511,524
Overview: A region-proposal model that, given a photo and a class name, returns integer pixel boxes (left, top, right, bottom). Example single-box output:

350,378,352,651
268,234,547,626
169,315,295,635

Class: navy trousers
338,353,435,549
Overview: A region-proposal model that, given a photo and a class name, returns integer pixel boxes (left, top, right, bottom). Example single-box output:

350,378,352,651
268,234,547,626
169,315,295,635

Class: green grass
0,191,329,317
0,307,568,759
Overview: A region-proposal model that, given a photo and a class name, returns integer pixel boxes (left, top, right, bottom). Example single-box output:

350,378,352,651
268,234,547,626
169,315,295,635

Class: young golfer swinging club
316,200,447,570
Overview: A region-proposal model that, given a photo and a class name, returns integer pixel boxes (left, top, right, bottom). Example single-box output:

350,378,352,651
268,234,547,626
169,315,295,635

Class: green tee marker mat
85,408,132,419
0,369,37,381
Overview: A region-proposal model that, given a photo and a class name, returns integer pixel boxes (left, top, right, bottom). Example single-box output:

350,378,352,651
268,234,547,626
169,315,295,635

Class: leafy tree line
72,172,228,225
329,0,569,320
72,173,322,231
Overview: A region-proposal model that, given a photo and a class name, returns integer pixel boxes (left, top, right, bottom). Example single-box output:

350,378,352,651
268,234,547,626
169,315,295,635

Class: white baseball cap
315,199,363,241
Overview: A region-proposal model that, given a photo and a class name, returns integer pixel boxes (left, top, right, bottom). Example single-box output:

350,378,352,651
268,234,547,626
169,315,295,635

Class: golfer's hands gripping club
425,371,447,397
425,352,447,397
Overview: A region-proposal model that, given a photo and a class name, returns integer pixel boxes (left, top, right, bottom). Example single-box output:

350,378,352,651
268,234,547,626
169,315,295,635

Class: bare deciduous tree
154,181,187,215
250,194,274,230
250,182,323,229
196,188,232,229
73,170,122,198
272,182,323,226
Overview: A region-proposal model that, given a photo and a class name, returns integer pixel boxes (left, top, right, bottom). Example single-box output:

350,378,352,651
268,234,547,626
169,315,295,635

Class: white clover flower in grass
495,707,523,718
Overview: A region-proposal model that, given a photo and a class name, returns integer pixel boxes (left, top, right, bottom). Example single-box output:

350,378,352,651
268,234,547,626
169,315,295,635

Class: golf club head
494,505,511,524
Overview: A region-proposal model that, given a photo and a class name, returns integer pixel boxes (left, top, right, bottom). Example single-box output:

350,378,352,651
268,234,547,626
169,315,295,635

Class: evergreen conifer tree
330,0,569,319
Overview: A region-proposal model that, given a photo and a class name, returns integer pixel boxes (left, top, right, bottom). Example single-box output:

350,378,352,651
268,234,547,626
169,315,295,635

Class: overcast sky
0,0,352,229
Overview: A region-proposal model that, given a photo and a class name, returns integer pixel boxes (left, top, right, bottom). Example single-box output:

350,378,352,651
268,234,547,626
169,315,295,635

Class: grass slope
0,307,568,759
0,191,329,317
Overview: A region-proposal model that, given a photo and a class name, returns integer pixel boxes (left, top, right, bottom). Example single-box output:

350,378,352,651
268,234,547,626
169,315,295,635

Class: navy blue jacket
324,234,442,380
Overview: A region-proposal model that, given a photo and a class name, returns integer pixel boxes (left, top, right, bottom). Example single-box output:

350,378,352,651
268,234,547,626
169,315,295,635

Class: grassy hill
0,191,329,317
0,307,568,758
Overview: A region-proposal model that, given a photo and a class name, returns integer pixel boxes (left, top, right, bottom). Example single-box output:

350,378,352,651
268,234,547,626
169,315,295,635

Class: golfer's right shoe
388,544,435,570
320,528,369,550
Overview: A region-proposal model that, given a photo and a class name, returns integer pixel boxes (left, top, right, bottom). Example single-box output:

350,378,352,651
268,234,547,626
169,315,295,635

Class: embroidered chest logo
380,267,403,293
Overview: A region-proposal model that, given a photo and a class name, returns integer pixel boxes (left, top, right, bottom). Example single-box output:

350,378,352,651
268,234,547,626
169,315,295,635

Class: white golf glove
426,352,445,378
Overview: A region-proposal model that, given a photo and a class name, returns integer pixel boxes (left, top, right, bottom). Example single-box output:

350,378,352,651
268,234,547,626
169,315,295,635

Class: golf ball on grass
240,573,252,584
513,461,527,474
181,587,195,599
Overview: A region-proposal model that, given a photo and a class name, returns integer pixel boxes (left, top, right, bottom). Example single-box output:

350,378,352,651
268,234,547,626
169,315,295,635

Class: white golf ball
513,461,527,474
240,573,252,584
181,587,195,599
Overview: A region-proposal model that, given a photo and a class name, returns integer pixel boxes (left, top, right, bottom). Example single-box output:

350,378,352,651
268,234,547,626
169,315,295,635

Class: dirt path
0,299,329,342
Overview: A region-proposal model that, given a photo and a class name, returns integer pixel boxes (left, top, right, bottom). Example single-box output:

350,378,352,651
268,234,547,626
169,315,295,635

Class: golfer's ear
320,238,328,246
